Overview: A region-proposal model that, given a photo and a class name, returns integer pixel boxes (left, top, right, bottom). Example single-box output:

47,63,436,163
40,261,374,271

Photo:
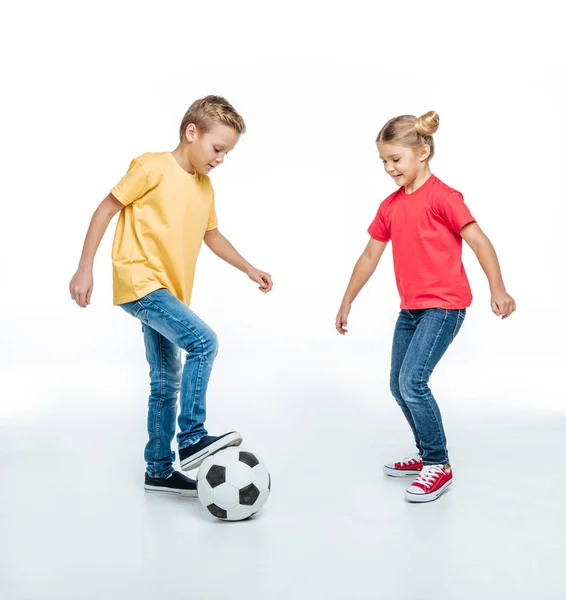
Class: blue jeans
120,288,218,478
390,308,466,465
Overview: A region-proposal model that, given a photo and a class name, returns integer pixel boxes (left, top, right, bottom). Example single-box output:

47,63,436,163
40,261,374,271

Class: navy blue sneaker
179,432,243,471
144,471,198,497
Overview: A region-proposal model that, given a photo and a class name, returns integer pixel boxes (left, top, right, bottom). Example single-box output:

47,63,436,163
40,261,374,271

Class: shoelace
399,455,422,466
412,465,445,488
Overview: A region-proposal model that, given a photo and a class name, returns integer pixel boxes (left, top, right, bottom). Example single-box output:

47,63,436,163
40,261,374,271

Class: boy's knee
206,329,219,357
195,327,218,357
183,326,218,358
149,377,180,399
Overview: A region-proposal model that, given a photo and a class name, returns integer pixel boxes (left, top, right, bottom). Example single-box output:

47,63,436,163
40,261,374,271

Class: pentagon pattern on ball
207,504,227,519
239,483,260,506
239,451,259,468
205,465,226,488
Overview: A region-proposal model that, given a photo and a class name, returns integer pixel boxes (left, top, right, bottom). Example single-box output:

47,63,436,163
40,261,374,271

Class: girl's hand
70,269,94,308
491,290,516,319
247,268,273,293
336,302,351,335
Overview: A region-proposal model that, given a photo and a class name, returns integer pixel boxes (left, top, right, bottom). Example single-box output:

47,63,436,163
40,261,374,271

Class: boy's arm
460,222,516,319
336,238,388,334
69,193,123,307
203,228,273,293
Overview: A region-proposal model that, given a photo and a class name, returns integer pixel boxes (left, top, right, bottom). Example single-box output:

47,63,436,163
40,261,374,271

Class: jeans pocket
452,309,466,340
131,301,150,325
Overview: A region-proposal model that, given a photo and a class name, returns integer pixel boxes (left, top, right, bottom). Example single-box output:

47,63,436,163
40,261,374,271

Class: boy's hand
336,302,351,335
246,267,273,293
70,269,94,307
491,290,516,319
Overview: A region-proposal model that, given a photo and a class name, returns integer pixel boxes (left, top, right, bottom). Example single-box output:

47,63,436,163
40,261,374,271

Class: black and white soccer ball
197,447,271,521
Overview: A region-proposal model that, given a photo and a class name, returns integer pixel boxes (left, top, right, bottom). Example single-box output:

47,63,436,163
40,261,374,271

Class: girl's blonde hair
179,95,246,141
376,111,440,160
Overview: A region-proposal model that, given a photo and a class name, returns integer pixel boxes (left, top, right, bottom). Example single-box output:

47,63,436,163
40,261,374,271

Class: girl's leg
390,310,423,455
398,309,466,465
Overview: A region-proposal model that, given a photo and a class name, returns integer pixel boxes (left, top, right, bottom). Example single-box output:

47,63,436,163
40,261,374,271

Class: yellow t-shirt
110,152,218,306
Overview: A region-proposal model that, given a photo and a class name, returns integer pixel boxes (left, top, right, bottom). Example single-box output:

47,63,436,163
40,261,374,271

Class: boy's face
186,123,240,175
377,142,430,187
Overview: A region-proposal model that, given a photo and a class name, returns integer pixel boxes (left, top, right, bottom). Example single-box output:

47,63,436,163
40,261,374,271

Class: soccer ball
197,447,271,521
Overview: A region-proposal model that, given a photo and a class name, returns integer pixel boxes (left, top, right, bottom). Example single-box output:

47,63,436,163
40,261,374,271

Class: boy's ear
184,123,197,143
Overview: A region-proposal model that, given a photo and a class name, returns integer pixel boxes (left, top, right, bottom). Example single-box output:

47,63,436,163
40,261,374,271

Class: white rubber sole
404,478,453,503
144,484,198,498
383,464,422,477
180,432,243,471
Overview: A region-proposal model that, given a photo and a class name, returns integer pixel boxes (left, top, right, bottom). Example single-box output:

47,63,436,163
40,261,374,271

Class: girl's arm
336,238,388,334
460,222,516,319
69,193,124,307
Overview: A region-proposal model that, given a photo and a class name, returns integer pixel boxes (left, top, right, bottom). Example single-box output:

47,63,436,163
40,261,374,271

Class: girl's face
377,142,430,188
185,123,240,175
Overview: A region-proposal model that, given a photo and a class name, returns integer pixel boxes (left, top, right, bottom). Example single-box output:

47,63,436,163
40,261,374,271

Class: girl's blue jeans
390,308,466,465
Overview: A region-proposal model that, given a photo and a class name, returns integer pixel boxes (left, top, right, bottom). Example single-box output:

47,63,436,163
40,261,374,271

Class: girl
336,111,515,503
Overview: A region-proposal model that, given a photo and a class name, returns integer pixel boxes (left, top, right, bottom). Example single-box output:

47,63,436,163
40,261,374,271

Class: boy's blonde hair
377,111,440,160
179,95,246,141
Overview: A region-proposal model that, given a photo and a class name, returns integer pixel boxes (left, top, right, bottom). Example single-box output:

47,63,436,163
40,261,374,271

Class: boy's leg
131,289,216,446
131,289,241,471
141,324,181,478
390,310,423,456
120,299,181,478
398,308,465,466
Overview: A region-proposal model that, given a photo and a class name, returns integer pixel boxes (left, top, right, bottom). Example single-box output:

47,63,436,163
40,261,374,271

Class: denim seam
152,332,166,472
417,309,449,463
184,356,206,449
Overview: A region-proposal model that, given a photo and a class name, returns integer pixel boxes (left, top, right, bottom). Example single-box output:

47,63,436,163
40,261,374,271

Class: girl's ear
419,144,431,162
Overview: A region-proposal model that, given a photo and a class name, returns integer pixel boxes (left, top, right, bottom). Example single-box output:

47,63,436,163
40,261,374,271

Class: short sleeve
437,192,476,235
368,203,390,242
111,159,150,206
206,189,218,231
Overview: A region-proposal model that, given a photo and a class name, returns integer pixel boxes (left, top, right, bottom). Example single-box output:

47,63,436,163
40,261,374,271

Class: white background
1,1,565,599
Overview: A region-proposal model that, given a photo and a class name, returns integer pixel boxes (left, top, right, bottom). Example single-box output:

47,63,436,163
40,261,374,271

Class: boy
69,96,273,497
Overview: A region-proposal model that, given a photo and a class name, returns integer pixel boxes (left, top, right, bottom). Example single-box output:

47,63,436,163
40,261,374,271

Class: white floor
1,346,564,600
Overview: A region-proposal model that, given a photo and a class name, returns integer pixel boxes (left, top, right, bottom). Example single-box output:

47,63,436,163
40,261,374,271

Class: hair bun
416,111,440,136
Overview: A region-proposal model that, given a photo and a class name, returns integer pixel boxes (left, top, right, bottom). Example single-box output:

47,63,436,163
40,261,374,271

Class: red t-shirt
368,175,476,310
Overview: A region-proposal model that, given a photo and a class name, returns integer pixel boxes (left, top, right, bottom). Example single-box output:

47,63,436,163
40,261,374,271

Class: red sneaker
405,464,453,502
383,454,423,477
